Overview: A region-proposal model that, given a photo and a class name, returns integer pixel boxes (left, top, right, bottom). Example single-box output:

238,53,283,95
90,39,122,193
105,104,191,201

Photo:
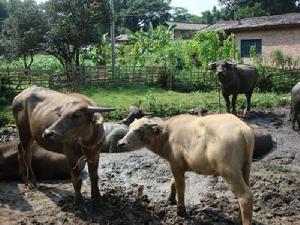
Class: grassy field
81,84,290,121
1,84,290,126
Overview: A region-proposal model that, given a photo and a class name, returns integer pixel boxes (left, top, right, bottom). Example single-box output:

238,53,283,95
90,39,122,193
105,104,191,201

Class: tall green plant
193,30,240,69
128,23,175,66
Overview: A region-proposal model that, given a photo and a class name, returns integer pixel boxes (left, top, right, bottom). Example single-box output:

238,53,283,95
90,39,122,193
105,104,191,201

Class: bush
0,83,15,127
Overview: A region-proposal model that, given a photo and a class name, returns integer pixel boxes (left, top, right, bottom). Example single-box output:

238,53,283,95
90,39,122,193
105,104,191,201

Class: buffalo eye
72,112,81,120
135,129,143,137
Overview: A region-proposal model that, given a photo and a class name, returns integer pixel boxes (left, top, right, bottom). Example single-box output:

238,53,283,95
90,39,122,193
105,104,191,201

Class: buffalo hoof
92,198,102,208
92,190,101,204
75,204,88,216
177,206,188,218
26,181,40,190
168,196,177,205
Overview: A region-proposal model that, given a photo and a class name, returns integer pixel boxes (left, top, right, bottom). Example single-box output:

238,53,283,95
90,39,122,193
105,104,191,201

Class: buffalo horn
87,106,116,113
144,112,153,116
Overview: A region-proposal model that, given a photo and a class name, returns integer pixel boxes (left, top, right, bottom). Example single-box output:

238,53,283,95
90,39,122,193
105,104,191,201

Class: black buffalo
290,82,300,130
208,60,257,115
102,123,130,153
121,106,152,126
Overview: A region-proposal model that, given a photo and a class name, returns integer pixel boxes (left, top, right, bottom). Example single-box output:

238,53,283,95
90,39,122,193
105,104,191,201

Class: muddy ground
0,106,299,225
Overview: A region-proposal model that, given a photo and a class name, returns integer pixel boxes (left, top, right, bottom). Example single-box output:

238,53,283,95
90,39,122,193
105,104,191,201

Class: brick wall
234,27,300,59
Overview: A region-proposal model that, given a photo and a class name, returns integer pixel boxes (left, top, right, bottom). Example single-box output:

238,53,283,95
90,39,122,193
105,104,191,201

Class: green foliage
86,33,111,66
193,30,222,68
80,84,289,121
171,7,202,23
0,0,8,32
270,49,295,69
0,54,62,70
1,0,47,68
115,0,171,32
0,83,14,127
43,0,110,67
234,2,269,19
128,23,174,66
250,45,263,65
200,6,229,24
219,0,300,17
193,30,240,69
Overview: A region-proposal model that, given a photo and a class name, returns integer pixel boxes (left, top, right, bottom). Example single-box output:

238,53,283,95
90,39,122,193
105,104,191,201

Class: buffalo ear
92,113,104,124
208,62,216,70
148,123,162,136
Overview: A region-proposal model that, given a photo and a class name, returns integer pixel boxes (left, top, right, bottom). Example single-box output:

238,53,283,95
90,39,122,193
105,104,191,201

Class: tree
171,7,202,23
193,30,240,69
128,23,175,66
200,6,229,24
234,2,269,19
115,0,171,32
43,0,110,69
219,0,300,16
1,0,47,69
0,0,8,32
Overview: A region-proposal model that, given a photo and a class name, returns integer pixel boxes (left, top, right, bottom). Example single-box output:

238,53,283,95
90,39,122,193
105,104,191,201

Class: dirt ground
0,106,299,225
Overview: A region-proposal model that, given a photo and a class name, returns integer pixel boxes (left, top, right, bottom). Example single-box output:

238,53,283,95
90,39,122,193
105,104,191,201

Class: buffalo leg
231,94,238,115
168,176,177,205
17,132,37,187
224,172,253,225
297,115,300,130
84,149,101,204
223,93,231,113
171,167,186,217
65,151,85,208
245,90,253,114
291,107,298,130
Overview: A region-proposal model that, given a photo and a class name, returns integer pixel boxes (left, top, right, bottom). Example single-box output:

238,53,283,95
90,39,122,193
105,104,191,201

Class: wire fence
1,65,300,93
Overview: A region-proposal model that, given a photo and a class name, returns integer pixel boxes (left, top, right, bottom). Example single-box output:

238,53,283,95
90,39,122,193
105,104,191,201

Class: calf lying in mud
0,140,76,180
118,114,254,225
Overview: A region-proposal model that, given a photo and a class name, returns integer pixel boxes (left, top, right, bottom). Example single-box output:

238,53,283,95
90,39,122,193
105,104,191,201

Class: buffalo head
121,106,152,126
118,118,162,150
208,60,236,84
43,102,115,142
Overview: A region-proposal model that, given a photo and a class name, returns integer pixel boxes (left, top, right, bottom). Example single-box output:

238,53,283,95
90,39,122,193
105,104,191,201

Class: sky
171,0,220,16
35,0,220,16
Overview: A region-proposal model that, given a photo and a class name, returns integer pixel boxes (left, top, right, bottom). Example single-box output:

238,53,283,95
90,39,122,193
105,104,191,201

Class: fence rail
1,65,300,93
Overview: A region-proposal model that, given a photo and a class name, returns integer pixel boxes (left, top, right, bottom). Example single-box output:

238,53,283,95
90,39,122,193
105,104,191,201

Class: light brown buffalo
12,86,115,209
118,114,254,225
0,140,81,180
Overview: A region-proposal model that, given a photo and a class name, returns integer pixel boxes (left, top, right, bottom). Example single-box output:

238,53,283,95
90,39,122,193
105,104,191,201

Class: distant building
165,22,208,39
205,13,300,60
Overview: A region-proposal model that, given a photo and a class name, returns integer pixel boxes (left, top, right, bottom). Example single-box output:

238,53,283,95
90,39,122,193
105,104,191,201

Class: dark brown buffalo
0,140,80,180
290,82,300,130
208,60,257,115
12,86,115,209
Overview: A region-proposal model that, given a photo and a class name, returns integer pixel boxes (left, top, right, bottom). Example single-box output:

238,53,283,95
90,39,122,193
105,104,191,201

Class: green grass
81,84,290,121
0,54,62,70
0,84,290,126
0,105,14,126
